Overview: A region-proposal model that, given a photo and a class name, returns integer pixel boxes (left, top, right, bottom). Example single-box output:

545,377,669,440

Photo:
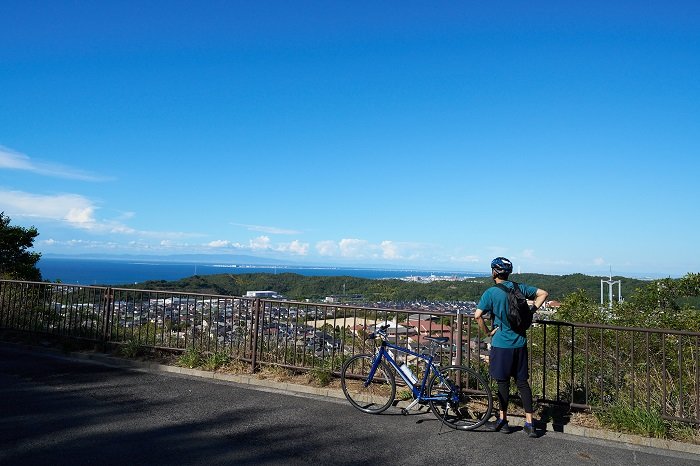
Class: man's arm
531,288,549,310
474,309,497,336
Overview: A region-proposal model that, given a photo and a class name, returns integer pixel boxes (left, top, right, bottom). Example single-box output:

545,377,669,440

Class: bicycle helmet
490,257,513,274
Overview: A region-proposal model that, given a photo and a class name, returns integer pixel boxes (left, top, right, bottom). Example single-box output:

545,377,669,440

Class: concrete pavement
1,342,698,465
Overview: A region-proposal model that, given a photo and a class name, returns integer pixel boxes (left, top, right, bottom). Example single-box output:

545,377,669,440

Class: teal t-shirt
477,281,539,349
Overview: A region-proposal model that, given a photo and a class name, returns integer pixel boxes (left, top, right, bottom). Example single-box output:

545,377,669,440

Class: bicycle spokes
427,365,493,431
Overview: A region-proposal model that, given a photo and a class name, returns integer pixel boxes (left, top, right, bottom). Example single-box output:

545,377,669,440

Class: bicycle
340,323,493,431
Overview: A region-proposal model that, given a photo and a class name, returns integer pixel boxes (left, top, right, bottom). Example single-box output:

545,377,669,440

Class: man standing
474,257,549,437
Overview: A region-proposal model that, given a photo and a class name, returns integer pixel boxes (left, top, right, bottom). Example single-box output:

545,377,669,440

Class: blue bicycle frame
367,338,457,406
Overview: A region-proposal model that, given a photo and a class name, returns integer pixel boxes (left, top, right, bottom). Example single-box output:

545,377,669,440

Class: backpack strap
493,281,516,294
490,282,511,325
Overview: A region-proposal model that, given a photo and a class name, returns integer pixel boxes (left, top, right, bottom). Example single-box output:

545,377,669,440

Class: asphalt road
1,345,698,466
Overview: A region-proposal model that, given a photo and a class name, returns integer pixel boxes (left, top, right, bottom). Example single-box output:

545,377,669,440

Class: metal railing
530,320,700,424
1,279,698,425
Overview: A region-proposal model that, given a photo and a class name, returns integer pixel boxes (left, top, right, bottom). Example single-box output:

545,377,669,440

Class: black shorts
489,346,529,381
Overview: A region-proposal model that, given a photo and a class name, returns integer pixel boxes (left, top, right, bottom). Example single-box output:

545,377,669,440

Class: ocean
37,257,483,286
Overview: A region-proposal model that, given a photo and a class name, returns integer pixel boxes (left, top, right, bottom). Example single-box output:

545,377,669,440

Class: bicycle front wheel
341,354,396,414
428,365,493,430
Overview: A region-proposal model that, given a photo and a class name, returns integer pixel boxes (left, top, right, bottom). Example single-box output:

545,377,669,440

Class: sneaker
523,423,537,438
488,418,513,434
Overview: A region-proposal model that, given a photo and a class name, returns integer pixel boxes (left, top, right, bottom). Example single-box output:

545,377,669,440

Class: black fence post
455,311,463,366
102,287,113,343
250,298,261,373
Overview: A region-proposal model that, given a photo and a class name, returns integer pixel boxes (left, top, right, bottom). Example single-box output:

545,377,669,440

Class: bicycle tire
427,365,493,430
341,354,396,414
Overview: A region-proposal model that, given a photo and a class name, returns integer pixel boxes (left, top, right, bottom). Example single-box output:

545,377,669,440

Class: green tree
0,212,42,281
612,274,700,331
556,289,608,324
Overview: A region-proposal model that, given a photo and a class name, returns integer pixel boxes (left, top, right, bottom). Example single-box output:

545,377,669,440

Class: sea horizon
37,256,485,286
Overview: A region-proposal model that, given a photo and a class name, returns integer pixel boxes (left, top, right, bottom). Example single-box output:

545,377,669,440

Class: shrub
120,339,142,358
202,351,231,371
309,367,333,387
178,347,203,369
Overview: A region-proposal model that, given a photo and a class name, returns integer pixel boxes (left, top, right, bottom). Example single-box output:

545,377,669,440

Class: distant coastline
38,257,486,286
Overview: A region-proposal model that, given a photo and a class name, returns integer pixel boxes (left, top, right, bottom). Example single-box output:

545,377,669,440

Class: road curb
3,342,699,456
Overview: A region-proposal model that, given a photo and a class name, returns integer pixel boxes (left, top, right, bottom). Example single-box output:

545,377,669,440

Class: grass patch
308,367,333,387
667,422,700,444
258,364,296,381
595,405,667,439
119,339,142,358
177,347,203,369
202,351,231,371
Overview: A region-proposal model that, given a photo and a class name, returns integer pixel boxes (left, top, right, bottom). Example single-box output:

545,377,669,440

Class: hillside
122,272,651,304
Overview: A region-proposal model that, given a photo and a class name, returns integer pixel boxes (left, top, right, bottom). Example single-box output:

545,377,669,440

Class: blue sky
1,1,699,277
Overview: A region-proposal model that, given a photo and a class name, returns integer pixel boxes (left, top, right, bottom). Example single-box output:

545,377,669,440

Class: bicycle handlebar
365,323,391,341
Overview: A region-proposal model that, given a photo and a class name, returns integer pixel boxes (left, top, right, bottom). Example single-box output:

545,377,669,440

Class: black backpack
493,281,534,335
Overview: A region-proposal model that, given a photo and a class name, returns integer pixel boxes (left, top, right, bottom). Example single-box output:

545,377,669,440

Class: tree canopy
126,271,653,304
0,212,42,281
125,270,699,331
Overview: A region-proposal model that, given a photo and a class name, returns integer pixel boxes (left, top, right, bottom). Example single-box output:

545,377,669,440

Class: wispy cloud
315,238,427,262
0,146,110,182
0,189,98,226
0,189,197,240
231,222,302,235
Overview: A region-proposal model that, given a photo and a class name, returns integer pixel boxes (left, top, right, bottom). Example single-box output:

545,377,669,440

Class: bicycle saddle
424,336,449,344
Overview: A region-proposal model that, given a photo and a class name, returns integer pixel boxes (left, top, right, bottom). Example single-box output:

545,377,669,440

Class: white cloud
316,240,339,256
286,240,309,255
116,211,136,220
107,224,137,235
0,189,198,242
380,240,401,260
231,223,301,235
208,240,231,248
0,147,34,170
314,238,430,261
65,206,96,225
0,189,98,225
593,257,606,266
249,235,271,250
339,238,369,258
0,145,109,181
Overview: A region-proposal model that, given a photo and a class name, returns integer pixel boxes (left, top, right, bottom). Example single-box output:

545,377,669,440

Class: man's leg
516,378,533,423
516,378,538,437
496,378,511,421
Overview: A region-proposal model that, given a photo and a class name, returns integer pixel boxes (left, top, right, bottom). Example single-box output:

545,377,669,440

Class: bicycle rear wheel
341,354,396,414
428,365,493,430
